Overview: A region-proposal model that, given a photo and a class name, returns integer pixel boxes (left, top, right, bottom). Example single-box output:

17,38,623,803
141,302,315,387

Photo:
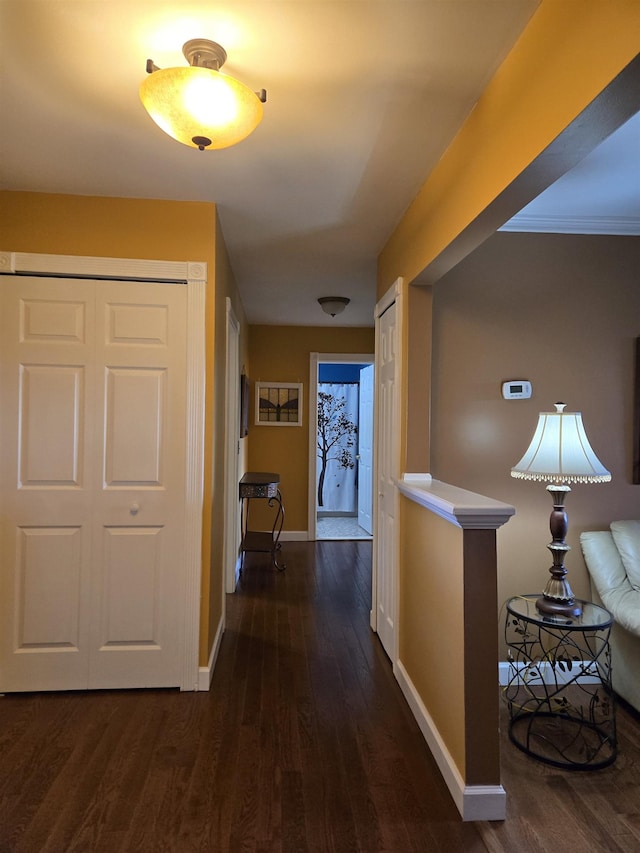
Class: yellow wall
400,500,502,784
0,190,232,668
401,499,466,773
203,212,250,661
0,192,215,264
248,325,375,532
378,1,640,791
378,1,640,292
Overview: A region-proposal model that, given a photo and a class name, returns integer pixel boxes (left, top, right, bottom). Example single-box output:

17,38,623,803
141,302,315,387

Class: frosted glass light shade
511,403,611,484
318,297,350,317
140,66,263,150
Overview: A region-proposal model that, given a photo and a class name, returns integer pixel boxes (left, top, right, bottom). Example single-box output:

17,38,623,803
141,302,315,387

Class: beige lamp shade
511,403,611,484
140,65,263,150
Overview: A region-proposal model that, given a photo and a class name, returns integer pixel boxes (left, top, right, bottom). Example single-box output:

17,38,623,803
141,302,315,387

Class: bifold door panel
0,277,187,692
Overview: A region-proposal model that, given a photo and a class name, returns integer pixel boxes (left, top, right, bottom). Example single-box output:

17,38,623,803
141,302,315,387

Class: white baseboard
198,614,225,692
395,660,506,822
278,530,308,541
498,660,601,686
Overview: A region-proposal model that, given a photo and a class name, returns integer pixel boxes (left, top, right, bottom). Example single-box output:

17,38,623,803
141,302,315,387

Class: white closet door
0,276,187,692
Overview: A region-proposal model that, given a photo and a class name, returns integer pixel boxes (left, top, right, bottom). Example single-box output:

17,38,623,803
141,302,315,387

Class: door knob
130,502,140,515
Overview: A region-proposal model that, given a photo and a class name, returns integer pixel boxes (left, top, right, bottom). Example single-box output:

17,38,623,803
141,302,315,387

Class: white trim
198,614,225,691
241,529,308,542
278,530,309,542
375,277,401,318
396,474,515,530
396,661,506,822
183,268,206,691
1,251,206,693
308,353,320,539
224,299,241,595
0,251,206,283
499,213,640,236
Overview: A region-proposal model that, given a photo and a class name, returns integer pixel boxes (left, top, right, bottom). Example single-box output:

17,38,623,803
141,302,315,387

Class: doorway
308,353,374,541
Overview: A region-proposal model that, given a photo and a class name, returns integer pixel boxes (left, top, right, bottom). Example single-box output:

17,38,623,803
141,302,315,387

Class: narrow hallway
213,540,475,851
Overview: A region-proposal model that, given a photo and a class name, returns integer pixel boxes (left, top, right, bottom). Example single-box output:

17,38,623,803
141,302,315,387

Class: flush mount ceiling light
140,39,266,151
318,297,350,317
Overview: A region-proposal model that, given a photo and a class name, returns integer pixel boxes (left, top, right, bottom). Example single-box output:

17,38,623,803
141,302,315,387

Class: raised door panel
17,527,83,647
104,368,165,486
20,365,84,486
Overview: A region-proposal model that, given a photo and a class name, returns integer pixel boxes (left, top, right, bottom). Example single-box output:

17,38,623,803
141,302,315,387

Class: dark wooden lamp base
535,484,583,620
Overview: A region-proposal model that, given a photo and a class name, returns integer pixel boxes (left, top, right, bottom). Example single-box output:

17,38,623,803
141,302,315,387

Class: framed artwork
255,381,303,426
240,373,250,438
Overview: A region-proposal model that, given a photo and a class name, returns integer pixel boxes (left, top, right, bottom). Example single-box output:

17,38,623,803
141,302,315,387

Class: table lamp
511,403,611,618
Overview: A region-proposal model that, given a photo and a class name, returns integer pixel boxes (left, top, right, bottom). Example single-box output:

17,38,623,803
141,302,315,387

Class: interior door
375,302,398,660
357,364,374,534
0,276,187,691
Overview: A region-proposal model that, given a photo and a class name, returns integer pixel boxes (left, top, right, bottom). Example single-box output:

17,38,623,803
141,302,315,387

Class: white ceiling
2,1,636,329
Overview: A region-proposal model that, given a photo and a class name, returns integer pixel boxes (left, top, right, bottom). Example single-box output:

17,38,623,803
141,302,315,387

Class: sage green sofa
580,520,640,713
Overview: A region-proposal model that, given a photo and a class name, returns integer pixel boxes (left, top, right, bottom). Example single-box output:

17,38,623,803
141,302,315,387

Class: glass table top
506,594,613,629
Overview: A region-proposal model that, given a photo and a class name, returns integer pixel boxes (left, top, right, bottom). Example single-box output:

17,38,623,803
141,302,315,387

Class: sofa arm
580,531,640,636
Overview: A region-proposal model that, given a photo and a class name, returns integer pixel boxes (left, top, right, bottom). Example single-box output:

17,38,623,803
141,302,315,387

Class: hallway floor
1,541,639,851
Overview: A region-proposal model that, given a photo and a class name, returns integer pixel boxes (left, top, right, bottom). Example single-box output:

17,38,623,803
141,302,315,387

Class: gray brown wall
428,232,640,629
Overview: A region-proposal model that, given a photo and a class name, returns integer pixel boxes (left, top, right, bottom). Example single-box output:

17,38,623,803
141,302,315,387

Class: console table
239,472,285,571
504,594,616,769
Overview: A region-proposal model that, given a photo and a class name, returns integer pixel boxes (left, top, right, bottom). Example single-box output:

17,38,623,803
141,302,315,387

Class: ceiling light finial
318,296,350,317
140,38,266,151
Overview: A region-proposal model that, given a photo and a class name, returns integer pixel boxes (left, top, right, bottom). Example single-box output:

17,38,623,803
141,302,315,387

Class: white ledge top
395,474,515,530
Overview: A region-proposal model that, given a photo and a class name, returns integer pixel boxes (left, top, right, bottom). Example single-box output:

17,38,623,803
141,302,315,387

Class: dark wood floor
1,540,639,852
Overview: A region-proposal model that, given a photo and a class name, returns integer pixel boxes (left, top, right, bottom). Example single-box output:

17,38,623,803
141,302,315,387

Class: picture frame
255,381,303,426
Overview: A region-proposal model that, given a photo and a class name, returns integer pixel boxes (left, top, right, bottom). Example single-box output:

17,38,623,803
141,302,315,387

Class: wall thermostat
502,380,532,400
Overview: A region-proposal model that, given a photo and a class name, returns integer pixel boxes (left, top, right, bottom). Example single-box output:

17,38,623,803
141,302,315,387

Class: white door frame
307,352,374,540
371,277,403,665
0,251,206,692
224,298,241,594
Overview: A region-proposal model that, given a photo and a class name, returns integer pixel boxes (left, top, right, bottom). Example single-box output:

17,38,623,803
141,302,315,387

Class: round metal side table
504,595,616,770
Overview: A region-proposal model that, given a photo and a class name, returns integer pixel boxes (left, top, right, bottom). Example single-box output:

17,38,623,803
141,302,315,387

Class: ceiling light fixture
140,39,266,151
318,297,350,317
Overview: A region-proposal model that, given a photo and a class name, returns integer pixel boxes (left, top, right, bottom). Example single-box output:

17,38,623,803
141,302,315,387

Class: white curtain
317,382,359,513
